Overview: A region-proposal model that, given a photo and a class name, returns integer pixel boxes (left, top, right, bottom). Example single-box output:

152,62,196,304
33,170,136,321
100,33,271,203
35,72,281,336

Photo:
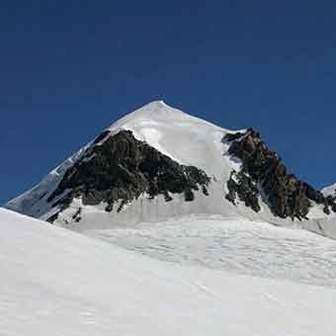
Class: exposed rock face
47,130,210,221
225,128,336,220
225,170,261,213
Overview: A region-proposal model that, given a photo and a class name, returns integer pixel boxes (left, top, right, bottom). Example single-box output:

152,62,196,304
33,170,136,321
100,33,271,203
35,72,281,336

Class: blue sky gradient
1,0,336,204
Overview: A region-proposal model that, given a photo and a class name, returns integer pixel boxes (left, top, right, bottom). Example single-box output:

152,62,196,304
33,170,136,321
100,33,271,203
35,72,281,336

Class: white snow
1,208,336,336
322,183,336,196
78,216,336,288
106,100,236,171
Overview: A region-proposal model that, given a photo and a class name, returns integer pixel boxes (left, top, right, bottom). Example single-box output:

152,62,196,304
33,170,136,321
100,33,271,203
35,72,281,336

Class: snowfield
1,208,336,336
85,216,336,288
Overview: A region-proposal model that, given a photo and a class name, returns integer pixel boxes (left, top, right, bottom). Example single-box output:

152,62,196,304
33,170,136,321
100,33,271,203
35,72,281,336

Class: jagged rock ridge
225,129,336,220
47,130,210,222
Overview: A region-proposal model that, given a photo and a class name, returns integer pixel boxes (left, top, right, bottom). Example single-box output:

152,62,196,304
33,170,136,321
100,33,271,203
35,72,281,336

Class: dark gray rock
226,170,261,213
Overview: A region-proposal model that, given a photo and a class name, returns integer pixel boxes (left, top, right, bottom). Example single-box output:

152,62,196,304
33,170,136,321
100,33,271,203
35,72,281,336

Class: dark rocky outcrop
226,170,261,213
224,128,336,220
47,130,210,222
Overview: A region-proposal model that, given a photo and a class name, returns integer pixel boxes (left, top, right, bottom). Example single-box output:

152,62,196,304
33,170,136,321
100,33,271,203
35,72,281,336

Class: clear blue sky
1,0,336,204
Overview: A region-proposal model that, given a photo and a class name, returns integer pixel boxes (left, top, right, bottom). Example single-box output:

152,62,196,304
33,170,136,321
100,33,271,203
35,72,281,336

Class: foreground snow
1,208,336,336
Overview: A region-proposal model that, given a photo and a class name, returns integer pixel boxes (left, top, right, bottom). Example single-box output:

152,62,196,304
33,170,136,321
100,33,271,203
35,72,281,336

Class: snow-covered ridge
2,208,336,335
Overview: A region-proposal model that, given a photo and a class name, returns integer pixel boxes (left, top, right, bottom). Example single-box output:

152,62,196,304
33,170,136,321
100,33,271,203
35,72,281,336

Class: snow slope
1,207,336,336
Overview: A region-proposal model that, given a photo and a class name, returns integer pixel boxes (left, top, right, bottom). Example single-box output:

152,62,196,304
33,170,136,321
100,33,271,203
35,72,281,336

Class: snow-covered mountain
3,101,336,335
6,101,236,221
2,207,336,336
5,101,336,237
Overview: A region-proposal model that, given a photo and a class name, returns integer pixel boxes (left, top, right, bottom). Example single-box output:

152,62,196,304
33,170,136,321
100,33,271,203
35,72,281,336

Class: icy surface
85,216,336,288
1,208,336,336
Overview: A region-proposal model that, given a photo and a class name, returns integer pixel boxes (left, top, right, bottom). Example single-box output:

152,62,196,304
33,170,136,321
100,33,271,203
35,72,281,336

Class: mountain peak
132,100,172,113
146,99,170,107
132,99,185,116
107,100,187,131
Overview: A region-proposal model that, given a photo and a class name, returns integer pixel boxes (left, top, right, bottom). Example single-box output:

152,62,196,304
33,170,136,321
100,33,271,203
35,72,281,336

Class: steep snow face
105,100,236,175
2,208,336,336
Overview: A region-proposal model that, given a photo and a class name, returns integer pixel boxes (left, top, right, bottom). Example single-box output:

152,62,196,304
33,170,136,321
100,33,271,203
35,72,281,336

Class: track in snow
85,217,336,288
